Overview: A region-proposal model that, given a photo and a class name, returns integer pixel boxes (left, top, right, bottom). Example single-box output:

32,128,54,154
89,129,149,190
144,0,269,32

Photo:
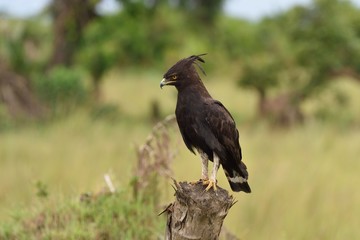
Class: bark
163,181,235,240
49,0,98,68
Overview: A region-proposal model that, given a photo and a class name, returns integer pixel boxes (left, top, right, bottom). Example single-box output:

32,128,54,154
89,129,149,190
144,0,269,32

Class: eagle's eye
172,75,178,80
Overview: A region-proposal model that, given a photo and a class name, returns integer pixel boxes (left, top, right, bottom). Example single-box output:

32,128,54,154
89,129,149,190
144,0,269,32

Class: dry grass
133,114,176,195
225,124,360,239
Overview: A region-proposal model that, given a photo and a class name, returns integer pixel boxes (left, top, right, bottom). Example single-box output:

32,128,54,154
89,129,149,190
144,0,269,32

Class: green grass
0,190,164,239
1,71,360,239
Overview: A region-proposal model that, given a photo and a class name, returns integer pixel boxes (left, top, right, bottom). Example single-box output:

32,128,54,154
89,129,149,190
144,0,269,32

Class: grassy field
1,70,360,239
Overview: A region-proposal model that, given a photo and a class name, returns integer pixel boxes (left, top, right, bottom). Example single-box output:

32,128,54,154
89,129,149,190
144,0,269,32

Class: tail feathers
228,178,251,193
224,167,251,193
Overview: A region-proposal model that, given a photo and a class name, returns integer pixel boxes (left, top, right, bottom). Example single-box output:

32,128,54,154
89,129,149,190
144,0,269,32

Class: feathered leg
203,153,219,191
190,149,209,184
200,151,209,181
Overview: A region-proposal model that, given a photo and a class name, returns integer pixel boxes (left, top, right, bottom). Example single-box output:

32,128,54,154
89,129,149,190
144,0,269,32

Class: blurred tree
239,0,360,125
0,59,44,119
77,0,226,102
0,19,49,120
216,18,260,60
177,0,224,26
76,15,117,101
117,0,224,26
277,0,360,94
49,0,99,68
79,0,199,101
241,53,281,114
1,19,51,78
239,20,306,125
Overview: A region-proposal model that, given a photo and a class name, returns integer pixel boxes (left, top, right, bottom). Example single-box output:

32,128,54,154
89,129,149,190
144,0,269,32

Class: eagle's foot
203,179,217,191
190,178,209,185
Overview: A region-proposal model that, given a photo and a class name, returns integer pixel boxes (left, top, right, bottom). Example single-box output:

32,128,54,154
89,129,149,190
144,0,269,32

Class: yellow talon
203,179,217,191
191,177,210,185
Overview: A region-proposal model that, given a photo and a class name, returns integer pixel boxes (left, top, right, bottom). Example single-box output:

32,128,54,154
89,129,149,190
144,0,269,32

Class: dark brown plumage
160,54,251,193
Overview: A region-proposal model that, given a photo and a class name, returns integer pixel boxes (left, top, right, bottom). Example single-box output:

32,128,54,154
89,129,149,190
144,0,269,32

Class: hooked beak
160,78,175,89
160,78,166,89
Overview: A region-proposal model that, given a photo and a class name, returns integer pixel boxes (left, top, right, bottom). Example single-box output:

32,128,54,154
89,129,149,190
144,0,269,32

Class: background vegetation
0,0,360,239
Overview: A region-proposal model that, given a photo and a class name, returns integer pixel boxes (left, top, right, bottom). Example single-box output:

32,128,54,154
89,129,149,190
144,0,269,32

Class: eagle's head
160,54,207,90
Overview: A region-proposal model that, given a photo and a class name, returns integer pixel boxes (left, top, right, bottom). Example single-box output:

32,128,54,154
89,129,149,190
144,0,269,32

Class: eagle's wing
203,100,242,162
203,100,250,192
176,112,197,154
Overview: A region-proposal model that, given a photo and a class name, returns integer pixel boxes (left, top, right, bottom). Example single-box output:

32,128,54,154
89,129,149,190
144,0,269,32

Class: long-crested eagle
160,54,251,193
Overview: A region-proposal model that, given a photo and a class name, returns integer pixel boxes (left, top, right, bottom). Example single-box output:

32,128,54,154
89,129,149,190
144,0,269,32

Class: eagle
160,54,251,193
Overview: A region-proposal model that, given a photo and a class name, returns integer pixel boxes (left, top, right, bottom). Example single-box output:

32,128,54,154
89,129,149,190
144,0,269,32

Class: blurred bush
34,66,88,115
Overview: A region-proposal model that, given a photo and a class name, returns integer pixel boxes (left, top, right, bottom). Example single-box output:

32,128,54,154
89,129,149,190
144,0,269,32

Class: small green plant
35,181,48,199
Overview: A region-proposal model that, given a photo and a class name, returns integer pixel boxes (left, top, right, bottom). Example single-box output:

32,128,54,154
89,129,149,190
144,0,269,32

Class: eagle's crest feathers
164,53,207,79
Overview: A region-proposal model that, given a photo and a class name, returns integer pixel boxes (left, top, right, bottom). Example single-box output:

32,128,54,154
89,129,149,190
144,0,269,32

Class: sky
1,0,360,21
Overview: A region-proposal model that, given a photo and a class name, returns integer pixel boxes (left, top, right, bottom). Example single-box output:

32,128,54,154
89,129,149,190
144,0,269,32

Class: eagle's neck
176,81,212,110
177,72,211,95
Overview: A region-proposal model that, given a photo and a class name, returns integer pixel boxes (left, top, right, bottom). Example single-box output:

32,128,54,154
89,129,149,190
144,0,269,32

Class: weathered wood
164,180,235,240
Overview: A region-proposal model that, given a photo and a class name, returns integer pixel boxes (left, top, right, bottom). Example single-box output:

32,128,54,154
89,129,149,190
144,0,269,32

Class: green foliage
176,0,225,27
34,66,88,115
240,53,281,92
77,17,117,81
79,4,179,71
215,17,259,60
78,0,231,78
0,19,51,76
281,0,360,90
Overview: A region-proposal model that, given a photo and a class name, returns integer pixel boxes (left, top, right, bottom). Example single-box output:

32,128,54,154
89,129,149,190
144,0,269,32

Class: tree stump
163,180,235,240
